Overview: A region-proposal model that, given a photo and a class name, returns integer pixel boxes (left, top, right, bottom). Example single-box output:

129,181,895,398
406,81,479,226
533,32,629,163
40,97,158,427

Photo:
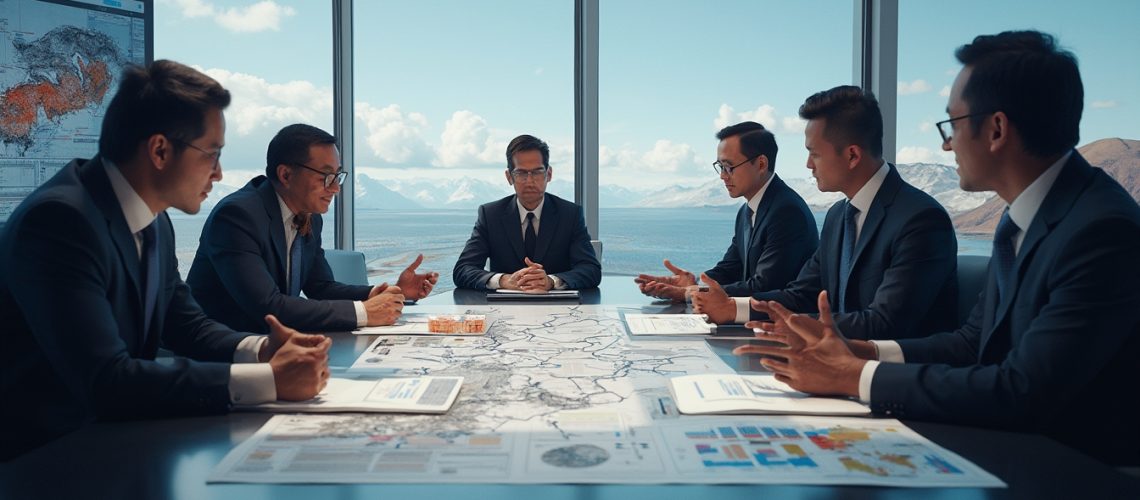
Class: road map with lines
209,305,1003,488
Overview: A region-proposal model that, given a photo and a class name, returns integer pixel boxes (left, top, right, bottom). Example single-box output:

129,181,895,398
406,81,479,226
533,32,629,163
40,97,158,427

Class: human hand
732,291,865,397
264,315,331,401
501,258,545,290
635,259,697,301
690,273,736,323
517,257,552,293
395,254,438,300
364,285,404,325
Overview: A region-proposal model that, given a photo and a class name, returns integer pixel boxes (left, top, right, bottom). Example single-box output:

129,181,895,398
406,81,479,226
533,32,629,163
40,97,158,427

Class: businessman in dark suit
187,124,437,334
694,86,957,341
736,31,1140,466
0,61,329,459
635,122,818,304
453,134,601,291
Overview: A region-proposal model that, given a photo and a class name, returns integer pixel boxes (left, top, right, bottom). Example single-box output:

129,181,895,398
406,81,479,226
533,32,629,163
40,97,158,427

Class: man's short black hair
266,124,337,182
505,134,550,171
955,30,1082,158
98,59,231,163
798,85,884,159
716,121,778,173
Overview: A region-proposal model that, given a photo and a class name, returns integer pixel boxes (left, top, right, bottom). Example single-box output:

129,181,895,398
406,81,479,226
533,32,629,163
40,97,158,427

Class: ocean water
170,207,992,293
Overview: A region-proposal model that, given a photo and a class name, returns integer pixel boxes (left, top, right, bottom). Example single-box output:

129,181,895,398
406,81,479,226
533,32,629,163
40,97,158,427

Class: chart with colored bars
660,416,1003,487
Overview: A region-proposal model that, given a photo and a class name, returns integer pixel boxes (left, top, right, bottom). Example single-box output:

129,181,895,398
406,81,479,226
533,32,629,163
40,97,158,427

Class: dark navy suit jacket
453,193,601,290
753,164,958,340
0,157,248,459
187,176,372,334
704,175,818,297
872,153,1140,465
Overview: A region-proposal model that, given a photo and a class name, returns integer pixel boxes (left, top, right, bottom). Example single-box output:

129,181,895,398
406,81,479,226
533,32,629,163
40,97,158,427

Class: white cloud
171,0,295,33
534,67,544,76
355,103,432,165
939,85,951,97
945,68,958,76
896,146,953,165
898,79,933,96
715,103,803,134
435,110,506,168
599,140,700,174
200,68,332,136
918,121,934,133
1091,100,1118,109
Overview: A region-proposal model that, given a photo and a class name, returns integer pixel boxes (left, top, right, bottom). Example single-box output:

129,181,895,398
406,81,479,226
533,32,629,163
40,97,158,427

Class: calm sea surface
171,207,991,292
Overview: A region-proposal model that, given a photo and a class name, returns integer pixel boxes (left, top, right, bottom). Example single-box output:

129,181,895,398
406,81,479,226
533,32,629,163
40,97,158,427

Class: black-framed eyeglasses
936,112,994,143
171,138,222,170
290,162,347,188
712,155,759,176
509,167,548,181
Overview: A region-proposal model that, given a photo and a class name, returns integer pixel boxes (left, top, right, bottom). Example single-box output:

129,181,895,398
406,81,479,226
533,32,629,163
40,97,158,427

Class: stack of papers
624,313,715,336
670,374,871,416
486,289,580,301
239,376,463,414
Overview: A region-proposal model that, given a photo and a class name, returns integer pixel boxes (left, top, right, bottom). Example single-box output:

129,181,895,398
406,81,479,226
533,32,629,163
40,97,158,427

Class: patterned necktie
139,221,159,337
293,213,312,237
993,210,1019,301
837,202,860,313
289,215,307,296
524,212,537,260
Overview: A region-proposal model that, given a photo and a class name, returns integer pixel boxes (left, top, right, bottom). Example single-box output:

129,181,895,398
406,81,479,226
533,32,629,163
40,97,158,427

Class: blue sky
154,0,1140,189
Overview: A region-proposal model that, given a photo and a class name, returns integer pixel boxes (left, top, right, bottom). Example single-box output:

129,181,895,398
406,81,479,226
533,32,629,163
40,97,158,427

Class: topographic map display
210,305,1003,488
0,0,145,220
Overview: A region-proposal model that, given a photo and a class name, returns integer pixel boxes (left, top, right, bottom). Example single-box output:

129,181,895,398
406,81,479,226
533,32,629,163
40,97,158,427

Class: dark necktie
837,202,860,313
524,211,537,260
742,205,754,280
993,210,1019,301
289,215,307,296
139,221,159,336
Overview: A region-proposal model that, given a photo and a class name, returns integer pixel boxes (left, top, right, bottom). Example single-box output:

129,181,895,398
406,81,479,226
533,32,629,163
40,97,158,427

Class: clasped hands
635,259,699,302
259,314,331,401
500,257,554,293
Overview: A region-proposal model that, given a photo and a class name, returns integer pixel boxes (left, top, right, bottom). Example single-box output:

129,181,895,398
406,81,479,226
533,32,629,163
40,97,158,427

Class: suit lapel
534,194,558,262
850,166,900,270
747,176,779,265
982,153,1093,353
505,197,526,262
824,203,844,300
256,179,289,286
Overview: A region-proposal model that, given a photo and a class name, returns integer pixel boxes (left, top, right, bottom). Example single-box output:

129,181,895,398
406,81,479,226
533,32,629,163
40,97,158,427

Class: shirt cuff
858,360,880,403
550,274,566,290
733,297,750,324
233,335,267,363
229,362,276,405
488,273,504,290
354,300,368,328
873,340,905,363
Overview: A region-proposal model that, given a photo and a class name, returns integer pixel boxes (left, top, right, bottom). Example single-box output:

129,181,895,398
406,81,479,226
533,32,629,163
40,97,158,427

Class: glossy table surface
2,276,1137,499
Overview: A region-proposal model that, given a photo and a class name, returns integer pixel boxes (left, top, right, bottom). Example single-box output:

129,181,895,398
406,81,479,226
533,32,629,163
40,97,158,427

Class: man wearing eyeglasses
635,122,818,304
693,86,958,343
727,31,1140,467
1,61,331,459
188,124,438,333
453,134,601,291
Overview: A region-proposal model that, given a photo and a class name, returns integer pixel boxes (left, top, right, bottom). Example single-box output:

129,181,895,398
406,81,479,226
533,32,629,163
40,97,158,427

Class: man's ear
276,164,292,186
988,111,1009,153
845,145,863,170
505,169,514,185
146,134,171,171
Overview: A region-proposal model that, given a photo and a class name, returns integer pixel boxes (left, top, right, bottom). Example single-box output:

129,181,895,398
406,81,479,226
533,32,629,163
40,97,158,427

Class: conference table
2,276,1137,499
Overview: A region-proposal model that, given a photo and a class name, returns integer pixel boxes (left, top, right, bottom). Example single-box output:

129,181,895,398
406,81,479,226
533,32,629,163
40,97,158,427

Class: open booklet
669,373,871,416
237,376,463,414
624,313,716,336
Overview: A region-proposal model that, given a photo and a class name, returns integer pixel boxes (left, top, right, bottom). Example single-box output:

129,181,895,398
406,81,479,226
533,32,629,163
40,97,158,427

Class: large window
351,0,574,291
597,0,853,277
896,0,1140,255
155,0,333,276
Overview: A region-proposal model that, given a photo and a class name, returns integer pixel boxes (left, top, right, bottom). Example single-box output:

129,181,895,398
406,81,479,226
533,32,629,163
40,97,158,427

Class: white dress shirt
104,160,276,404
857,152,1071,402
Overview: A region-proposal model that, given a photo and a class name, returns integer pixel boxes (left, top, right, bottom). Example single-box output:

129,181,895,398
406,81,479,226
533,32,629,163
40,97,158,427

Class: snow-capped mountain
354,174,424,209
895,163,992,214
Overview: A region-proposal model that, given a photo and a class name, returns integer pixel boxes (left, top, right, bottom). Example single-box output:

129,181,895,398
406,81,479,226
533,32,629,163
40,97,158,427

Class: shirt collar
102,159,157,234
276,192,296,229
848,161,890,213
516,196,545,224
1006,150,1072,232
746,174,775,216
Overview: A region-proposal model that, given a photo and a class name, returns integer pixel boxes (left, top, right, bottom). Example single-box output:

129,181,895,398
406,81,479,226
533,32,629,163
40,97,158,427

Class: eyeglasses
509,167,548,181
171,138,222,170
936,112,994,143
712,155,759,176
290,162,347,188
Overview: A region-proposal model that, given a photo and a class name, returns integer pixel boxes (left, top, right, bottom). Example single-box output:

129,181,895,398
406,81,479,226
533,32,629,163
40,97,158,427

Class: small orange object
427,315,486,334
